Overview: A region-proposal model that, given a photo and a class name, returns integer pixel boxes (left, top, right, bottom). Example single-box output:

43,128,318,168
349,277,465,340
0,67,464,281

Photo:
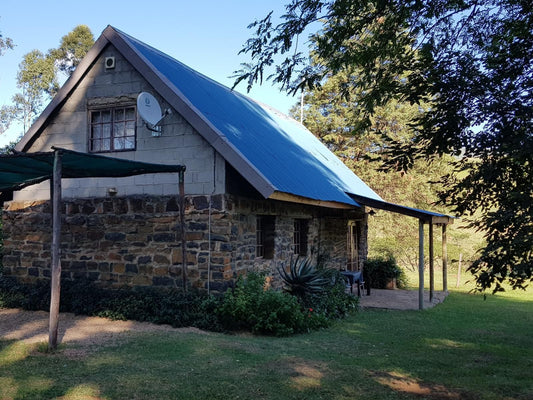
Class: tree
12,49,58,132
48,25,94,76
293,67,484,274
0,24,14,56
0,25,94,135
235,0,532,293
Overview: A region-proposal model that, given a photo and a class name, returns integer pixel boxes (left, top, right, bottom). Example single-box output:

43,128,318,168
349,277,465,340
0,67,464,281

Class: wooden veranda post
49,150,62,350
442,224,448,292
418,220,424,310
429,223,434,303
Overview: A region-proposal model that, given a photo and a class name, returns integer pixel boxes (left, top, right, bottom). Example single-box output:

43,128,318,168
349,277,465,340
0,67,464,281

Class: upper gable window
89,106,136,152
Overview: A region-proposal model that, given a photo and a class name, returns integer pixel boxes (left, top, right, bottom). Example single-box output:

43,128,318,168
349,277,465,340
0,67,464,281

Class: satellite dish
137,92,163,126
137,92,171,136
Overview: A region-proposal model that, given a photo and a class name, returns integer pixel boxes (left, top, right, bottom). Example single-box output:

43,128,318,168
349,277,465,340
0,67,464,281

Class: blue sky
0,0,309,146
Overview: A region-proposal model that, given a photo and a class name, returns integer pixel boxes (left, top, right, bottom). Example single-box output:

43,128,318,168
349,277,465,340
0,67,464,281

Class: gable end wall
13,44,225,202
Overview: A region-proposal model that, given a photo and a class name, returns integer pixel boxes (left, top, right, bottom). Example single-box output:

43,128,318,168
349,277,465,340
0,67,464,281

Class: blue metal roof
118,29,382,207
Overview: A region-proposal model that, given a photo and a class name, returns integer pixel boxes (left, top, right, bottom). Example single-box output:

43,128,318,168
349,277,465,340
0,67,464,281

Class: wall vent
105,57,116,69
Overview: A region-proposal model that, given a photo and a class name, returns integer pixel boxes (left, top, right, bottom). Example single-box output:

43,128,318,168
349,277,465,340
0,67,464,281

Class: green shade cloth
0,148,185,192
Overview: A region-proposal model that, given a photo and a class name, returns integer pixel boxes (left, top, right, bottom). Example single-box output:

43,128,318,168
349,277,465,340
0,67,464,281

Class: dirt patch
0,308,207,353
369,371,477,400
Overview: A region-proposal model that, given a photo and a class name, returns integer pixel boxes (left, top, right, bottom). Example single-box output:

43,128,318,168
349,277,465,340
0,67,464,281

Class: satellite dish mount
137,92,171,137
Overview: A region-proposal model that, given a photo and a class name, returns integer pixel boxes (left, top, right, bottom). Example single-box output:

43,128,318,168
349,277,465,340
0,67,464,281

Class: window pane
103,124,111,138
114,122,125,137
92,111,101,124
102,110,111,123
101,138,111,151
125,107,135,120
126,121,135,135
114,137,125,150
124,137,135,149
92,125,102,140
91,139,101,152
114,108,125,121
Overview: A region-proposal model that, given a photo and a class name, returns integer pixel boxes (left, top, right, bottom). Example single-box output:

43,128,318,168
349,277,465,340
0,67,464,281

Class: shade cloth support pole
179,170,187,290
418,219,424,310
442,224,448,292
429,223,434,303
49,149,62,350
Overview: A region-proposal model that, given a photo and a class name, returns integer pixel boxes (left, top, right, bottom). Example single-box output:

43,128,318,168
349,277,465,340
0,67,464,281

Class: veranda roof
0,148,185,192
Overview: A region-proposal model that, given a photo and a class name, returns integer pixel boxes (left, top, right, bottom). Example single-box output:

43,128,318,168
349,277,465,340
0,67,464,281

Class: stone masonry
2,194,366,292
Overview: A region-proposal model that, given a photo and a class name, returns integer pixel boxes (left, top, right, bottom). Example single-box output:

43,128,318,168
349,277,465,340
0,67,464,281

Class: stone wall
2,194,367,292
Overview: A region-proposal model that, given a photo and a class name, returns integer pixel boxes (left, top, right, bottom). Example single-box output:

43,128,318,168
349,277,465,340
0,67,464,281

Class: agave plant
278,257,330,298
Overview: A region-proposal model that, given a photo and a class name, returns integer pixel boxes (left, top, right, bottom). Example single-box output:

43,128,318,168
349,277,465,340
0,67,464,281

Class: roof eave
269,191,360,210
349,193,455,224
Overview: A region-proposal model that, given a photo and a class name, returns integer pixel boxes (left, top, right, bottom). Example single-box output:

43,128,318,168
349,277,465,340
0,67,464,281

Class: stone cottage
1,26,384,291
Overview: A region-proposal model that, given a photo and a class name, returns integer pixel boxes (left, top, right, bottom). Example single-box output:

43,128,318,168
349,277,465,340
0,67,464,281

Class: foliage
0,268,358,337
217,270,358,336
216,272,306,336
299,268,359,320
236,0,532,293
290,61,485,272
279,258,359,319
11,49,59,133
278,257,330,297
0,25,94,135
48,25,94,76
364,256,407,289
0,23,13,56
0,276,223,332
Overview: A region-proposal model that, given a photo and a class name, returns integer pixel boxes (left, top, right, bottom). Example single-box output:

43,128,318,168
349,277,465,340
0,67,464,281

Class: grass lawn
1,280,532,400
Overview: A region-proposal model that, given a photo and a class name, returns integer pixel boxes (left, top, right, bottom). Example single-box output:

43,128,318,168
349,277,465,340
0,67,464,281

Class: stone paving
358,288,449,310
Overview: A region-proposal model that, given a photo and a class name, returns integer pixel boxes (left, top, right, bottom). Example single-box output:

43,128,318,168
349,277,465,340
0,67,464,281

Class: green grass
1,284,532,399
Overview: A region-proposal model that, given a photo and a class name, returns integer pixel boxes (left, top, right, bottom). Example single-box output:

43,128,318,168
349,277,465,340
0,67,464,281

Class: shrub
364,256,408,289
279,258,359,326
0,276,223,332
216,272,306,336
298,268,359,322
1,267,358,337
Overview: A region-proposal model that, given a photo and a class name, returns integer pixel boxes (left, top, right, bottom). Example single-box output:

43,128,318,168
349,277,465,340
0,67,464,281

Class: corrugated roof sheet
118,29,382,207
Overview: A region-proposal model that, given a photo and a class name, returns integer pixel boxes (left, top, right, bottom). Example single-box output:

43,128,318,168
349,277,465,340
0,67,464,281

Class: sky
0,0,309,146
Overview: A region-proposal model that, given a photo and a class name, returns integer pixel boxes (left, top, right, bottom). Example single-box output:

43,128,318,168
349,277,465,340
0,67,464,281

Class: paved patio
358,289,449,310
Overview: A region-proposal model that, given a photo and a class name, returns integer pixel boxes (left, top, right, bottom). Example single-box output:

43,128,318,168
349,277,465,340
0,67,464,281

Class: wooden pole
49,150,62,350
179,170,187,290
442,224,448,292
418,219,424,310
429,222,434,303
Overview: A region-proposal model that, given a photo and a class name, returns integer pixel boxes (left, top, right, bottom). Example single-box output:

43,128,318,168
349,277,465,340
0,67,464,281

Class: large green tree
235,0,532,293
293,68,484,272
1,25,94,135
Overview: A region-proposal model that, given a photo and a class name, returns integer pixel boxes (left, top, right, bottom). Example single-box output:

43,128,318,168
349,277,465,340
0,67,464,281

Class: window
256,215,275,259
293,219,309,256
90,106,136,152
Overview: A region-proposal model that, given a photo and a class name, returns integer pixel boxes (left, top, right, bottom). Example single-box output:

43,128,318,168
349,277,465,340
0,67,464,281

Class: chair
341,270,365,297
